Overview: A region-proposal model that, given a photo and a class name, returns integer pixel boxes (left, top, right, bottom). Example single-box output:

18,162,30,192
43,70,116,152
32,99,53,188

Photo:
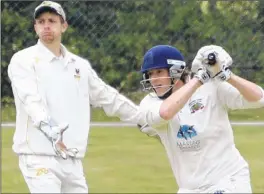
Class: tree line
2,1,264,101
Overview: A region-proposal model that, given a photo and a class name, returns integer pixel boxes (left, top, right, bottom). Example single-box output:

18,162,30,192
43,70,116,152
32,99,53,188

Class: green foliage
2,1,264,97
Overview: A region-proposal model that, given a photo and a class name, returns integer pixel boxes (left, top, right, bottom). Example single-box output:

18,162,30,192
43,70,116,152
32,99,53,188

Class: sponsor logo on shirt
36,168,49,176
189,99,204,114
176,125,200,152
177,125,197,140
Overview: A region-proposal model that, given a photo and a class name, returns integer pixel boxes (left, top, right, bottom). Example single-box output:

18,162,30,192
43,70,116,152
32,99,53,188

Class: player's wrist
193,76,203,86
226,71,237,83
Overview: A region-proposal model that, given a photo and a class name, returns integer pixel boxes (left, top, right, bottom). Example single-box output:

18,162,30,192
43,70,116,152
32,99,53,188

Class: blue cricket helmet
141,45,185,74
140,45,188,99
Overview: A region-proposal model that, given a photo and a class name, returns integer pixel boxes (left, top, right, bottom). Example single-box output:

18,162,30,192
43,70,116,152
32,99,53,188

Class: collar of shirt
36,39,76,67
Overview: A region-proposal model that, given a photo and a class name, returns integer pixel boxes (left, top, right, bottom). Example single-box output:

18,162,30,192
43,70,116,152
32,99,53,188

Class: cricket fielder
138,45,264,193
7,1,160,193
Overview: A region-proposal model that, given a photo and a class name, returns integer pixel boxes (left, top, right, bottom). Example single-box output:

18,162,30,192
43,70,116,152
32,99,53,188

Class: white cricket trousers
19,154,88,193
178,167,252,193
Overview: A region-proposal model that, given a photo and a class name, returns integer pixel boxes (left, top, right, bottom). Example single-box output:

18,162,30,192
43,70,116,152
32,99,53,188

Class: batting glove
214,65,232,81
39,122,79,159
192,45,233,77
194,67,211,84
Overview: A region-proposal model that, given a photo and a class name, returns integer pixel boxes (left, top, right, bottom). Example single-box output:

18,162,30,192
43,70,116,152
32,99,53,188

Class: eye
157,69,163,74
37,20,44,24
147,71,153,77
48,18,57,23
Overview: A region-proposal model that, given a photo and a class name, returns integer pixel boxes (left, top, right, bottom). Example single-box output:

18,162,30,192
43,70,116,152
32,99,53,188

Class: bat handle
208,53,216,66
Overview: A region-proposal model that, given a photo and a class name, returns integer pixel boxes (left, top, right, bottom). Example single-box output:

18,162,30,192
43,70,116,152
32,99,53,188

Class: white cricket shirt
8,40,152,158
139,80,264,190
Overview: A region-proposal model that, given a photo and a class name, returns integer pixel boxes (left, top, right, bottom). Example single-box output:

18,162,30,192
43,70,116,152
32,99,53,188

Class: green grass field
2,126,264,193
2,106,264,122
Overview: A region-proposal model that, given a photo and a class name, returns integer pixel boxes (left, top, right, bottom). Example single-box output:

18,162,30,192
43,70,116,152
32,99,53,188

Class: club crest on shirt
74,68,80,80
189,99,204,114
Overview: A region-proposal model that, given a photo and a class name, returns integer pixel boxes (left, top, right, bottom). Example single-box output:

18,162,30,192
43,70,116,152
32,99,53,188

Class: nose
43,22,50,30
150,75,159,85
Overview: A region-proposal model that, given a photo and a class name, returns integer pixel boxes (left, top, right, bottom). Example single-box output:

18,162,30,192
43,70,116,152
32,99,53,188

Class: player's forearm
227,74,263,102
8,62,50,126
12,87,51,126
159,78,202,120
88,63,148,126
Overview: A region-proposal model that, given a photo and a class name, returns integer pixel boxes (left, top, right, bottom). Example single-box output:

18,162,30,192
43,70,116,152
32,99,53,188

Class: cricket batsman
138,44,264,193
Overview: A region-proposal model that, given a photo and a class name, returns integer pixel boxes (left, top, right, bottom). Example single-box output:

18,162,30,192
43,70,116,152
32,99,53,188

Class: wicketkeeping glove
137,123,158,138
192,45,233,78
39,122,79,159
194,67,211,84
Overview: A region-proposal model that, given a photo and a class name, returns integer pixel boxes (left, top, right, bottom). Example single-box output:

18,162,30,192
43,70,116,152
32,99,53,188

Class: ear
34,23,39,37
61,21,68,33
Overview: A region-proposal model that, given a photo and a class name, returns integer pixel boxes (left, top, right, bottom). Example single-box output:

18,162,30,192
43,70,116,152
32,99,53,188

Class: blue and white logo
177,125,197,140
176,125,200,152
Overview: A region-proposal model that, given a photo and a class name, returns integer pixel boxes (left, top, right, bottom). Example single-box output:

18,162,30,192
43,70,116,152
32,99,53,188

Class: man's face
34,12,68,44
148,68,172,97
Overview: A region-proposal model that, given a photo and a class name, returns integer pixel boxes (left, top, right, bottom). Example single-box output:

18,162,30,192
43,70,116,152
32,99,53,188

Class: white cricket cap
34,1,66,21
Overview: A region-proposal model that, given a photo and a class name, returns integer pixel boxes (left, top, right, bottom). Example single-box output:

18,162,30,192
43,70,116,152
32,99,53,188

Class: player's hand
194,67,211,84
39,122,79,159
53,139,68,159
214,65,232,81
192,45,233,77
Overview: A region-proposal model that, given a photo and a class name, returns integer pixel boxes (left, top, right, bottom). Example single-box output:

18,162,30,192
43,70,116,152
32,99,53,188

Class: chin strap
157,87,173,100
156,78,174,100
